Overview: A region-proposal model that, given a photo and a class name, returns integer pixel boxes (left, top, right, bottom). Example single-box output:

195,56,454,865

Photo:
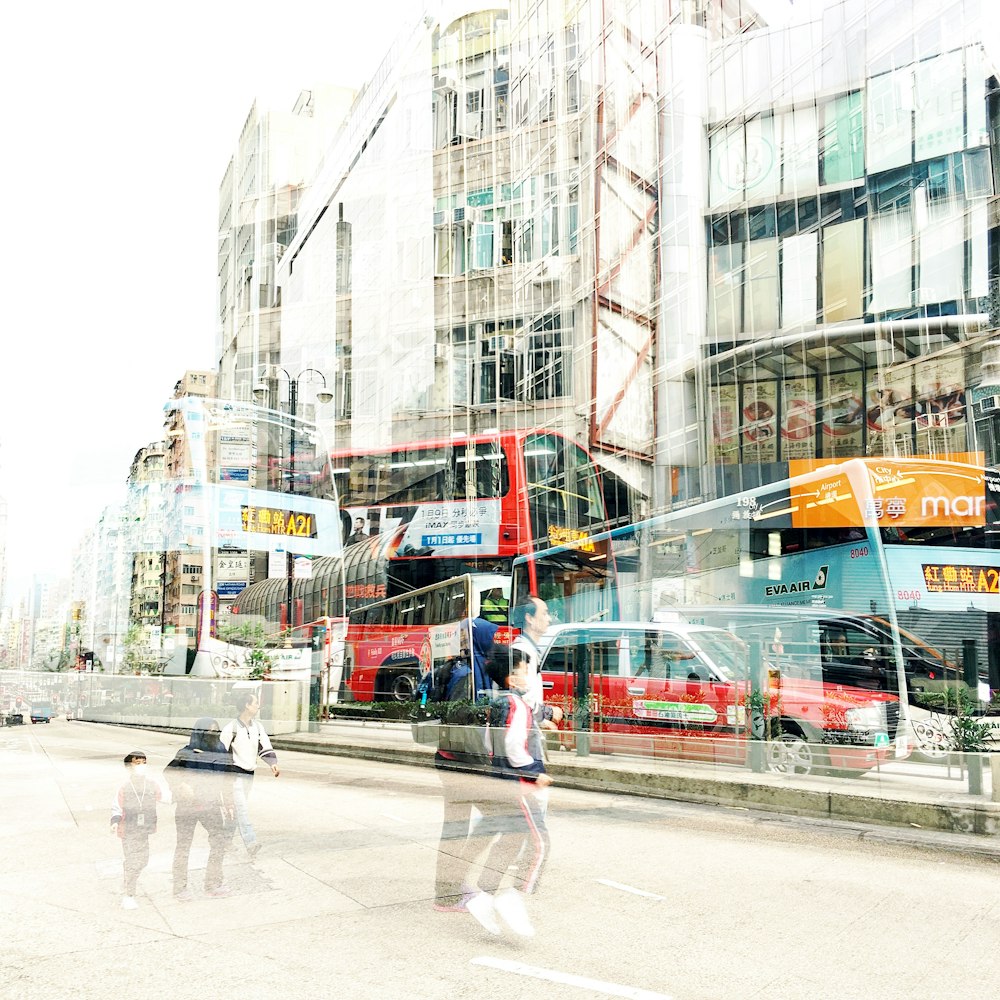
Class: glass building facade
272,0,1000,519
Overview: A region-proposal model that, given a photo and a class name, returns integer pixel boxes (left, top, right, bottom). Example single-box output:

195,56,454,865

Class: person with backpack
164,718,235,900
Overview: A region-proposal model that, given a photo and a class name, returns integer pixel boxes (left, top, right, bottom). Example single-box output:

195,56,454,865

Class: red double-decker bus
231,429,615,700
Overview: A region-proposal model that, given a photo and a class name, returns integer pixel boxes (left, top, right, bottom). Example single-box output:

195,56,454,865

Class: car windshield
685,632,745,683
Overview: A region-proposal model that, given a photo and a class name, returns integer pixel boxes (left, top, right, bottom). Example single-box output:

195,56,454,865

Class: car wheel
911,716,949,762
766,729,821,776
389,672,417,702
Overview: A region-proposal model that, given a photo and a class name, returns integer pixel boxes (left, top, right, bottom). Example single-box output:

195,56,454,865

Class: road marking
596,878,665,900
381,812,406,823
471,957,672,999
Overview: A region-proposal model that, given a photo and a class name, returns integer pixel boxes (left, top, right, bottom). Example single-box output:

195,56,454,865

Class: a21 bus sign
240,505,317,538
921,564,1000,595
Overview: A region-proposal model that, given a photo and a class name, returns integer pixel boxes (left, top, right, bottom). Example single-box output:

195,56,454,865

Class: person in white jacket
219,690,279,859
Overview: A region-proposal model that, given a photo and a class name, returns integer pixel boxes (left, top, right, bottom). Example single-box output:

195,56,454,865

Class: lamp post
252,368,333,640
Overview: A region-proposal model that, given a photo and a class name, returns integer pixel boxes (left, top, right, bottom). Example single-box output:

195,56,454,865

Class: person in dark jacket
467,616,499,698
164,718,235,900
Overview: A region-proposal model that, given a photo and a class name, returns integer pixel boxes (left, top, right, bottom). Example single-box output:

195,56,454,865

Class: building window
520,314,569,401
446,318,568,406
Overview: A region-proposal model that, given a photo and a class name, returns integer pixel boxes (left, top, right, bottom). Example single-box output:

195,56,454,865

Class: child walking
462,657,552,938
110,750,163,910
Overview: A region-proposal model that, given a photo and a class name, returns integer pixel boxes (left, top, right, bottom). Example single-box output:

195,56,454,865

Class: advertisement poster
789,457,988,530
741,381,778,463
915,356,964,427
780,377,817,459
710,384,740,465
398,499,502,557
866,368,913,456
821,370,863,456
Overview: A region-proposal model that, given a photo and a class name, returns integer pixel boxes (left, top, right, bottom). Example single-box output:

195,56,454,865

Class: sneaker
465,892,501,935
207,885,233,898
493,888,535,938
121,896,139,910
246,843,262,860
433,892,474,913
174,889,194,902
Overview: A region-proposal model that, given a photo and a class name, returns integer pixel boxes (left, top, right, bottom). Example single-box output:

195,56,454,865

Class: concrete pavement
270,719,1000,848
4,719,999,1000
100,712,1000,850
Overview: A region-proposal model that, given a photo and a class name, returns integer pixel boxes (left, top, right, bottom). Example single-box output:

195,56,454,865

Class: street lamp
252,367,332,639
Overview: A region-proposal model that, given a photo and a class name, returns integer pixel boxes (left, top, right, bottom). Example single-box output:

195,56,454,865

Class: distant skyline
0,0,419,602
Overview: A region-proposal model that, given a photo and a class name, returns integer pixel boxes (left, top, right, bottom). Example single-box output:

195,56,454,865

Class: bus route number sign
921,564,1000,594
241,505,317,538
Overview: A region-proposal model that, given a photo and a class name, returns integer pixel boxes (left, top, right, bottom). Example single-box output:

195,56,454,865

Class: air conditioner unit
453,207,466,223
432,210,446,226
434,342,450,361
488,335,514,352
977,395,1000,416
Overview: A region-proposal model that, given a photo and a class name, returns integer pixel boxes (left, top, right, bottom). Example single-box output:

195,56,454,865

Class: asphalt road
3,719,998,1000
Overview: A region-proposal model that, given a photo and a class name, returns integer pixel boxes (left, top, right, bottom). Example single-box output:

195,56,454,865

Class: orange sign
786,455,987,529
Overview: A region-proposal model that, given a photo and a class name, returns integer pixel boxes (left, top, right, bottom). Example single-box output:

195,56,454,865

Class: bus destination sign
921,564,1000,594
241,505,318,538
547,525,596,552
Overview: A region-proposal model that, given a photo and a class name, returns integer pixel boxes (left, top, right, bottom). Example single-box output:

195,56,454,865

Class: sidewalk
271,719,1000,853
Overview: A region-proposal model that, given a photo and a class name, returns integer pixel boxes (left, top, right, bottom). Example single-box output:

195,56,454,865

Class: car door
539,628,617,752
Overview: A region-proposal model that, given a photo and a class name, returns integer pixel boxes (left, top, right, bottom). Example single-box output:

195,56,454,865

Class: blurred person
431,697,493,914
461,656,552,937
508,596,551,711
220,690,280,860
507,597,564,748
822,630,850,663
164,718,234,900
110,750,165,910
466,615,499,698
480,588,509,625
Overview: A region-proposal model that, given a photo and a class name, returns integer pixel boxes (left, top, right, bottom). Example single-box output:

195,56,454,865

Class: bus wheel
388,672,417,702
766,727,821,776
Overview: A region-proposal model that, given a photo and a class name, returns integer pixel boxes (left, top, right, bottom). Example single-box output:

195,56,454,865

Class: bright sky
0,0,419,603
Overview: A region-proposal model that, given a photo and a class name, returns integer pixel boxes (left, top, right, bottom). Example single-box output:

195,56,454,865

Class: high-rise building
216,87,356,404
162,371,218,647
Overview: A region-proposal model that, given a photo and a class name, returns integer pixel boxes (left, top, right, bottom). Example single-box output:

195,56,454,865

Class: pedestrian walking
460,656,552,938
110,750,164,910
219,689,279,859
164,718,234,900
